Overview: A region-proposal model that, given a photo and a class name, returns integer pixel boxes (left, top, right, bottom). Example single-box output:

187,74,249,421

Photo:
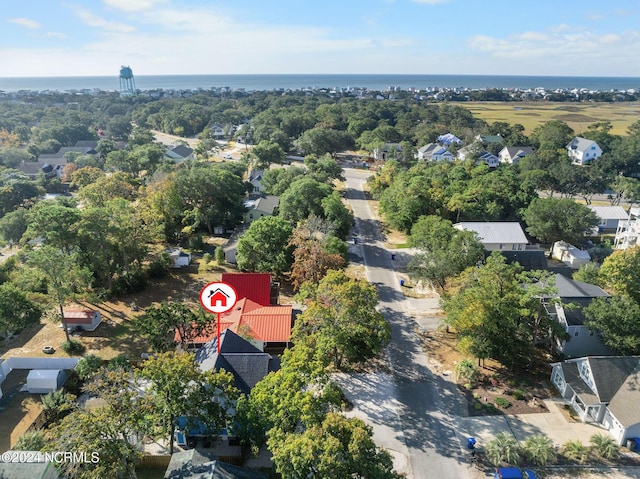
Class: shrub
108,354,131,370
200,253,212,273
495,397,511,408
473,392,481,399
474,403,483,411
75,354,103,379
562,440,589,464
62,339,85,355
522,434,556,466
511,389,526,401
507,379,517,387
215,246,225,264
147,252,172,279
485,431,521,466
455,358,479,385
188,235,204,251
590,433,620,461
13,431,45,451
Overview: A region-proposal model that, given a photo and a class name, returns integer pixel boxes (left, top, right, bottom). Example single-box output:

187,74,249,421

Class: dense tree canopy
523,197,599,245
236,215,294,275
585,295,640,355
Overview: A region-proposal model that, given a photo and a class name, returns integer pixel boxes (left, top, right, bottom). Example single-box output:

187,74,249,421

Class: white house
478,151,500,168
437,133,462,146
63,309,102,331
244,195,279,224
454,222,528,251
416,143,454,162
551,241,591,269
551,356,640,445
615,207,640,249
248,169,264,194
566,137,603,166
498,146,534,165
588,205,628,232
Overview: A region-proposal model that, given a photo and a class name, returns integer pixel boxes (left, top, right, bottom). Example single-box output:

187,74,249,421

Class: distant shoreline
1,74,640,93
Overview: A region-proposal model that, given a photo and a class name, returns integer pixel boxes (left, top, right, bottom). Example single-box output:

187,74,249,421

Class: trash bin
354,238,358,244
467,437,476,450
400,279,405,287
391,254,396,260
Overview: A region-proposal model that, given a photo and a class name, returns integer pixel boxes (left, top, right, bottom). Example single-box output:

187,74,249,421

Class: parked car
42,346,55,355
222,153,233,159
494,468,536,479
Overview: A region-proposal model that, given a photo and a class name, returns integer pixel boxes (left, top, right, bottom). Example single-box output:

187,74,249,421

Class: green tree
0,282,41,336
41,389,76,425
138,351,239,454
584,296,640,355
293,270,390,369
269,413,403,479
442,253,557,369
13,431,45,451
77,171,138,208
279,177,333,224
45,408,140,479
236,216,294,275
531,119,574,151
321,191,353,240
174,165,245,234
407,215,484,291
215,245,225,264
296,127,352,157
523,197,599,245
572,262,602,286
522,434,556,466
251,140,285,169
136,301,207,353
598,247,640,302
75,354,104,380
485,431,521,466
28,246,92,343
23,199,81,253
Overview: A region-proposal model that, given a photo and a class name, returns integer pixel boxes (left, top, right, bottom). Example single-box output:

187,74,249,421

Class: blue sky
2,0,640,77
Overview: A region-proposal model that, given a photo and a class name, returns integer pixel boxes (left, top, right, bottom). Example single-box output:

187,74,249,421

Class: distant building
498,146,534,165
566,137,602,166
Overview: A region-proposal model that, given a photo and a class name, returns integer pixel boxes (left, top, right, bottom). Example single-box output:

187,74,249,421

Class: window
591,146,596,150
499,244,505,249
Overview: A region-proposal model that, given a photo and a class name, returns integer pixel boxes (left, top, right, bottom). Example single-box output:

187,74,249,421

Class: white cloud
102,0,169,12
9,18,41,29
73,6,136,33
381,37,415,47
46,32,67,39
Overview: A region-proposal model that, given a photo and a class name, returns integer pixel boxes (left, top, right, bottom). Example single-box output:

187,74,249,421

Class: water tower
119,66,136,96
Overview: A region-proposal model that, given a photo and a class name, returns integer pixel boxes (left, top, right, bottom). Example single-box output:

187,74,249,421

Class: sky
2,0,640,77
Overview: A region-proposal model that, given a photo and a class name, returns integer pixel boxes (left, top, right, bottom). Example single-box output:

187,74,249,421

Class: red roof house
178,298,293,352
63,309,102,331
221,273,274,306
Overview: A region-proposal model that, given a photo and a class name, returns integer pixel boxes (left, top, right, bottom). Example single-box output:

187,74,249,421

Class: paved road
344,167,470,479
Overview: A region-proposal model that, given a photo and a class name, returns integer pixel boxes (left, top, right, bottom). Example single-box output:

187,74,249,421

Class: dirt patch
0,370,43,452
420,329,555,416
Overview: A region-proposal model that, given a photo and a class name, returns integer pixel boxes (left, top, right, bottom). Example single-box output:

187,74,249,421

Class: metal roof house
454,222,528,251
551,356,640,445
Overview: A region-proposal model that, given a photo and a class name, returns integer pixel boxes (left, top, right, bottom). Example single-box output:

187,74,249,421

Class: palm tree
590,433,620,461
454,358,479,386
485,432,521,466
522,434,556,466
561,439,589,464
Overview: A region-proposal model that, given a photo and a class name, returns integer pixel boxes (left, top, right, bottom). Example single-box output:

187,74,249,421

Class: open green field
456,101,640,136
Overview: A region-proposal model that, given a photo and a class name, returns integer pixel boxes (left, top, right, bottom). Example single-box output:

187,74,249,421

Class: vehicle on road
494,468,536,479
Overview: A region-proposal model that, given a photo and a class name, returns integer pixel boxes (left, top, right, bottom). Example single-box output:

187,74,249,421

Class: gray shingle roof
559,356,640,428
194,330,279,394
554,274,609,299
165,450,267,479
566,137,599,152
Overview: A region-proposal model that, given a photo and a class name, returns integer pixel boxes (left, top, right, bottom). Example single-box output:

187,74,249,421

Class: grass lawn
458,101,640,135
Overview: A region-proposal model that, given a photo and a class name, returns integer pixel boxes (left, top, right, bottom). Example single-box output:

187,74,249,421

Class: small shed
63,309,102,331
552,241,591,269
167,248,192,268
26,369,67,394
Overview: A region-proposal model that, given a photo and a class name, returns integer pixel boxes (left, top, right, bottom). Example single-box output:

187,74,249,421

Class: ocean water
1,74,640,93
